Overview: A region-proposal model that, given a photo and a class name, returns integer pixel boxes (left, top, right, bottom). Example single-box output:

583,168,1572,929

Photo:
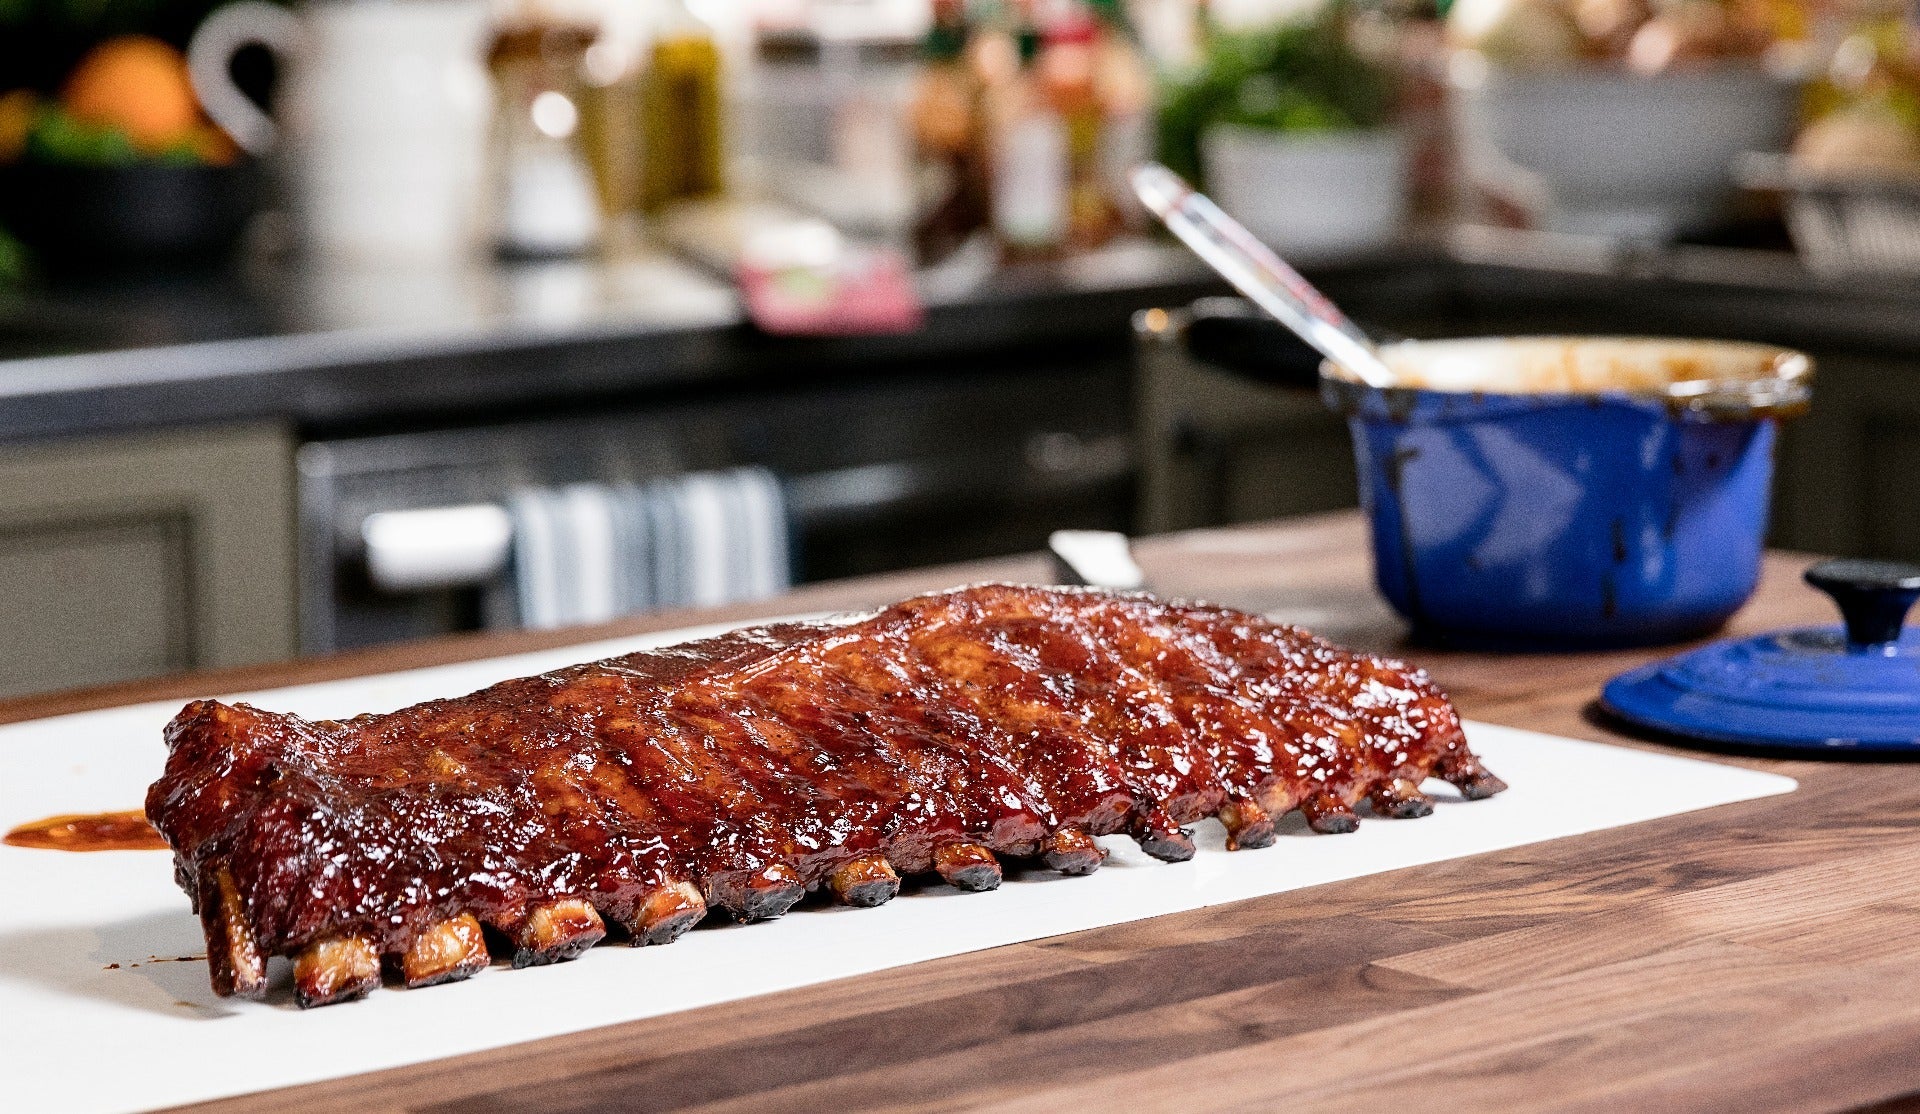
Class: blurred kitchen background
0,0,1915,697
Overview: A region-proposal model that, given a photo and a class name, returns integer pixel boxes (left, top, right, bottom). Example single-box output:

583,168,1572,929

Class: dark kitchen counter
1436,226,1920,357
3,227,1919,445
1,226,1916,696
0,239,1234,443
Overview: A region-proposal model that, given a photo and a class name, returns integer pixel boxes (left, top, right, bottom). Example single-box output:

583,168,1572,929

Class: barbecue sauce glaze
147,585,1480,967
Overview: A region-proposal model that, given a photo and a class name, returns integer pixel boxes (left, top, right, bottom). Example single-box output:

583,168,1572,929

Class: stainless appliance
298,371,1132,653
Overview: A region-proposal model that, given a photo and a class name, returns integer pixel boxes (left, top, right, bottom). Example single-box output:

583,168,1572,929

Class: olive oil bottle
639,0,725,213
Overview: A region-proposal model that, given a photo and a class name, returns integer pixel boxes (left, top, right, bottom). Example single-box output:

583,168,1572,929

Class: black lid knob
1805,558,1920,649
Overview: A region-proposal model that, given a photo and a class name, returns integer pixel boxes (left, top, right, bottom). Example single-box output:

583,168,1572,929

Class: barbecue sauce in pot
4,809,168,852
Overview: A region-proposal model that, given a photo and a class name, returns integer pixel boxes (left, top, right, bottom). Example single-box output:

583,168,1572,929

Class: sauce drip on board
4,810,167,852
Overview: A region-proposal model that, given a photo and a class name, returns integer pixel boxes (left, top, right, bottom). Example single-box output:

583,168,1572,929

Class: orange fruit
0,89,36,162
186,120,240,166
62,36,201,154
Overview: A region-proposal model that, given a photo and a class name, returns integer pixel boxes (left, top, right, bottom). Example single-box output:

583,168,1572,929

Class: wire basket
1740,153,1920,277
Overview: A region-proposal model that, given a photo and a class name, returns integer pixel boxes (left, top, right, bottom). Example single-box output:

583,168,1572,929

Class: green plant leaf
23,102,138,165
1156,6,1397,187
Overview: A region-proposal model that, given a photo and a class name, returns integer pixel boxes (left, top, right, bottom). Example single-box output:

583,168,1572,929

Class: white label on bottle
992,112,1068,249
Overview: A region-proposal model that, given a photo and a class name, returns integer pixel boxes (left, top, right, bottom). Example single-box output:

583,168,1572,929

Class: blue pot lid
1602,559,1920,750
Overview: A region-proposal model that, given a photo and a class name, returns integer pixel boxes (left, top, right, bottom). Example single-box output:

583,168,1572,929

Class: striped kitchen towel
505,466,792,630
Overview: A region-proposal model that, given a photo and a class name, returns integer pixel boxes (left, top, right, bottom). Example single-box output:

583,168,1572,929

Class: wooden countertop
11,512,1913,1113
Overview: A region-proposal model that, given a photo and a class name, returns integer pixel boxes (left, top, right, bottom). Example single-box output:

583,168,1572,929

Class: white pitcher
189,0,494,262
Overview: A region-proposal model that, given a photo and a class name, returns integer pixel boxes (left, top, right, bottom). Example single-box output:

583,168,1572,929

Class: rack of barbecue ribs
147,584,1506,1008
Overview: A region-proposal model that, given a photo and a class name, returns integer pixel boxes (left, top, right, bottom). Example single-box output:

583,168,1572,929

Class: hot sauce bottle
987,18,1071,259
910,0,991,264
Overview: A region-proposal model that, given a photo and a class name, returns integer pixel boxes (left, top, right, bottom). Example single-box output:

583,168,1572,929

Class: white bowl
1451,60,1796,239
1201,124,1409,258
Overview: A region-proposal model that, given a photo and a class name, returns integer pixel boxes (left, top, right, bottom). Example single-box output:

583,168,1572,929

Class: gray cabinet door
0,424,295,697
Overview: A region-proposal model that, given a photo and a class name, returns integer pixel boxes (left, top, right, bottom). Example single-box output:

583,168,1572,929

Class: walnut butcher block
8,513,1914,1114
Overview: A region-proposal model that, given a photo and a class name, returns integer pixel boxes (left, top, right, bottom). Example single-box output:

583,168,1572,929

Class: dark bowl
0,160,261,269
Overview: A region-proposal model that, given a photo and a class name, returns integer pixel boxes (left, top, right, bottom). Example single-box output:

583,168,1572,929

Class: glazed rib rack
147,585,1506,1008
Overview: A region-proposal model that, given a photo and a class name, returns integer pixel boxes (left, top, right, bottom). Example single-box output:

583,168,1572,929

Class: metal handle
361,504,513,593
1129,163,1396,388
1048,530,1145,591
355,443,1133,594
1805,558,1920,649
1181,297,1325,391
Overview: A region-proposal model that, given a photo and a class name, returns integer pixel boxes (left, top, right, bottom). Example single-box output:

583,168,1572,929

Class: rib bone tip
293,936,381,1009
828,855,902,908
635,881,708,946
1219,800,1277,851
400,913,489,988
204,867,269,1000
729,864,806,923
1302,793,1361,835
933,842,1003,892
1043,829,1106,875
1134,824,1197,863
512,899,606,968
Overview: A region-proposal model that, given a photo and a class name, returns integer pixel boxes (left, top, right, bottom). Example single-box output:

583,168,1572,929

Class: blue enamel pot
1325,337,1812,647
1172,300,1813,648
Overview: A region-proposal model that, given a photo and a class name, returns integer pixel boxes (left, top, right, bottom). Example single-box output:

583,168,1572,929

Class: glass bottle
575,10,648,223
987,22,1071,259
639,0,726,213
1038,1,1114,249
910,0,990,264
1089,0,1155,233
487,20,605,257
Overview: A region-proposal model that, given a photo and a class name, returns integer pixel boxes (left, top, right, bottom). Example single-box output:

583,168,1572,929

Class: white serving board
0,618,1796,1114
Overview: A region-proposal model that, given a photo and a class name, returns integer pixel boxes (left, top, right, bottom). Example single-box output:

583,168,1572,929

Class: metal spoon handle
1130,163,1396,389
